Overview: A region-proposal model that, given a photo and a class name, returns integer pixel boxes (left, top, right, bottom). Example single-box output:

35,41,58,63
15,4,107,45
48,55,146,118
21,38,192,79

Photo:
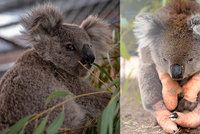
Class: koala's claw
169,112,178,120
177,98,198,112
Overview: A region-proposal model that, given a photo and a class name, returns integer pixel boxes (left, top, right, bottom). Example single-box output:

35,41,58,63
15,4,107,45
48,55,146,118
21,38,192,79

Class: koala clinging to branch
134,0,200,133
0,4,112,133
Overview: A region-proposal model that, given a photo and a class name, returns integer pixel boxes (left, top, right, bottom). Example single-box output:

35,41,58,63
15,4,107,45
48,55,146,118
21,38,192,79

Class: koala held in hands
0,4,112,133
134,0,200,133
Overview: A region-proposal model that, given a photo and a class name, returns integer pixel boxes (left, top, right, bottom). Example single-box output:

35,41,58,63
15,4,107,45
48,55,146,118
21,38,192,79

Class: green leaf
8,115,32,134
161,0,167,6
99,93,119,134
45,90,71,106
33,115,49,134
122,78,129,93
114,117,120,134
112,79,120,88
18,129,24,134
0,129,9,134
122,72,132,93
121,17,129,27
93,63,113,81
120,40,131,60
46,110,65,134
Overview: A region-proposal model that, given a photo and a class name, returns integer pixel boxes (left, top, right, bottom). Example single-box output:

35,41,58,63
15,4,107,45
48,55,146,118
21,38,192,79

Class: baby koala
134,0,200,133
0,4,112,133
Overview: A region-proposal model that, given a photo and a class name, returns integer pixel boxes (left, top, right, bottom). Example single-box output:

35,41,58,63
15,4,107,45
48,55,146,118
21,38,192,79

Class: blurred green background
121,0,170,58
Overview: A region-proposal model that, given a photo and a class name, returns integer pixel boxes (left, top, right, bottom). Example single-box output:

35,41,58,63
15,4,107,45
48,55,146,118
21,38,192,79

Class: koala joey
134,0,200,133
0,4,112,133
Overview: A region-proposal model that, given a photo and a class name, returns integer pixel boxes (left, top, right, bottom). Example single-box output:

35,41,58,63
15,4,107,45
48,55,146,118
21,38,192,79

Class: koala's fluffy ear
134,13,164,48
22,4,63,35
189,14,200,35
80,16,112,57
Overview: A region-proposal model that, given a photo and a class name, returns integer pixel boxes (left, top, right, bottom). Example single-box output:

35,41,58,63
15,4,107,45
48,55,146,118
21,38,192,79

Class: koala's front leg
138,63,178,133
158,72,182,111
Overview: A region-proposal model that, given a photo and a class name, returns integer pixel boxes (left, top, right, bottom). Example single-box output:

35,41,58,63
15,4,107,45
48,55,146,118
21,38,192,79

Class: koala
0,4,112,134
134,0,200,133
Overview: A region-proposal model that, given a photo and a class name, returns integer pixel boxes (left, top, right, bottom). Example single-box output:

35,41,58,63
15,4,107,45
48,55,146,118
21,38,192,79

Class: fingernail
169,112,178,120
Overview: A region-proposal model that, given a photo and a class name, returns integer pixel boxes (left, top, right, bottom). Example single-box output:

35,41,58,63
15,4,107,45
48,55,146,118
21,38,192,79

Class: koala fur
134,0,200,112
0,4,112,133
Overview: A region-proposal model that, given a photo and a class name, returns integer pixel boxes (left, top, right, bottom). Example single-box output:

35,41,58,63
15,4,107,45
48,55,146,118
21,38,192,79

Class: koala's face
135,13,200,80
45,25,95,77
22,4,111,77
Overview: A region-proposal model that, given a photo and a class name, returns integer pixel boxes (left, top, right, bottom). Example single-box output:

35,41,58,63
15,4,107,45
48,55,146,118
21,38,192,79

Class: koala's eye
64,42,76,51
188,58,193,62
163,58,167,62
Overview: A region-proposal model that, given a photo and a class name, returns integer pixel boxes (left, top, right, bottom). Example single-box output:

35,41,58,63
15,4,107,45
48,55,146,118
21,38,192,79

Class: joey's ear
189,14,200,35
134,13,164,48
22,3,63,35
80,16,112,57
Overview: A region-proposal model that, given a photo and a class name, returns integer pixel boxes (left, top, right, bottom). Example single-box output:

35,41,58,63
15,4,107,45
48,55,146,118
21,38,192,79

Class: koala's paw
177,98,198,112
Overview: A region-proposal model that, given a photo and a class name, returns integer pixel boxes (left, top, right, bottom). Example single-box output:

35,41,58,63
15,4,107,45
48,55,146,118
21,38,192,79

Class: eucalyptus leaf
0,129,9,134
161,0,168,6
8,115,32,134
33,115,49,134
99,93,119,134
120,40,131,60
112,79,120,88
18,129,24,134
46,110,65,134
114,117,120,134
93,63,113,81
45,90,71,105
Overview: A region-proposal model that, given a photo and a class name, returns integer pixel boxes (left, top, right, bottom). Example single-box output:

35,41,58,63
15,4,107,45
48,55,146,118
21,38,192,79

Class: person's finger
183,73,200,102
159,73,182,111
163,90,178,111
170,111,200,128
155,110,178,133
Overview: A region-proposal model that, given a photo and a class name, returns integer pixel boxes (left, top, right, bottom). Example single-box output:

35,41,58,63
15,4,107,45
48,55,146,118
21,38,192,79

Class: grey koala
0,4,112,134
134,0,200,133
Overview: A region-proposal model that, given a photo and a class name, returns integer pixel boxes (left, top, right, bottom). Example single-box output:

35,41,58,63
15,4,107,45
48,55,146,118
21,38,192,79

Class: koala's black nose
84,53,95,64
170,64,184,79
81,44,95,64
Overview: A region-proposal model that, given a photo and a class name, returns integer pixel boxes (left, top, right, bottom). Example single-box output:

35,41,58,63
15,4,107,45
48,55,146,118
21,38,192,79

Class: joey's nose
81,44,95,64
170,64,184,79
